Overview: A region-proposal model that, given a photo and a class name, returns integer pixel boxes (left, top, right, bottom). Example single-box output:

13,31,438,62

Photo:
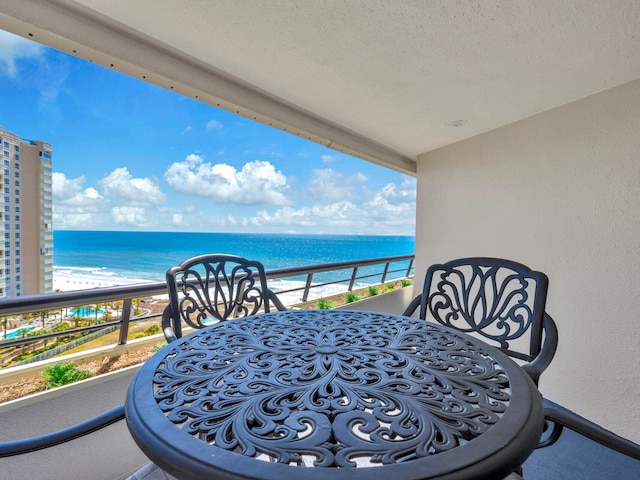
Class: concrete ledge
0,334,163,386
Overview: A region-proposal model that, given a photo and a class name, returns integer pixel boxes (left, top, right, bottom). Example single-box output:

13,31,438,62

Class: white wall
415,79,640,443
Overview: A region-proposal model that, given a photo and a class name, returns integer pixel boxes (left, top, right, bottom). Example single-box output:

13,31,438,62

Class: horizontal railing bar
0,255,414,317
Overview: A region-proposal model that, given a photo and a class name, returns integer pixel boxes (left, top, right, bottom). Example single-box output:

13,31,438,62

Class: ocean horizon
53,230,415,289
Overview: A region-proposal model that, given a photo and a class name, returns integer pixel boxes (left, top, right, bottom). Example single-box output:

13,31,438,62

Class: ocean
53,230,415,288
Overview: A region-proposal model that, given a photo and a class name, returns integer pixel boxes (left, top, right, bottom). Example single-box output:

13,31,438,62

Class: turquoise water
4,327,35,339
53,231,415,284
70,308,105,316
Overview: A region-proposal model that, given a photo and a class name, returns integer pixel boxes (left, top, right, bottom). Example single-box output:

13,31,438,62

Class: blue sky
0,30,416,235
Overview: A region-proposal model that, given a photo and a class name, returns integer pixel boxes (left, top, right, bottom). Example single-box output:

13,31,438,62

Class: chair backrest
419,257,548,362
165,254,283,340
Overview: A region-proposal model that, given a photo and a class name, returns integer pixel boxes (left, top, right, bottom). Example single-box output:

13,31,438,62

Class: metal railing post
381,263,390,283
302,273,314,302
118,298,132,345
348,267,359,291
406,259,414,277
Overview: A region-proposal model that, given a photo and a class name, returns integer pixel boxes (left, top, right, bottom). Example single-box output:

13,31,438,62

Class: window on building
14,189,19,195
3,160,8,167
13,145,19,152
3,206,8,212
14,206,19,212
14,181,19,187
3,169,8,175
4,241,9,248
15,224,20,230
4,178,9,185
13,154,19,161
14,163,19,169
15,250,20,256
15,258,20,264
14,171,19,178
15,241,20,247
14,215,19,221
3,233,9,239
4,187,9,194
3,151,8,157
3,214,9,221
16,267,20,273
15,232,20,238
2,141,8,148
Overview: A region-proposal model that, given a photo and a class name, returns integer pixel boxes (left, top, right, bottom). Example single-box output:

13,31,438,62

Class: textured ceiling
1,0,640,172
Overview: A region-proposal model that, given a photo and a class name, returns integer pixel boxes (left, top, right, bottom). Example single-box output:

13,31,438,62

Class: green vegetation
367,286,380,296
401,279,414,287
153,342,167,352
384,284,396,292
136,324,161,339
343,292,361,303
316,298,336,310
42,362,91,389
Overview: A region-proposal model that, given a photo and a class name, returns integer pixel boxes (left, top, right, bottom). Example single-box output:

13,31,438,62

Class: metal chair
538,406,640,459
162,254,287,343
403,257,558,385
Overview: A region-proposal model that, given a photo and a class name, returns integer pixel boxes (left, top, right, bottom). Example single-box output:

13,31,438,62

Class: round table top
126,310,543,480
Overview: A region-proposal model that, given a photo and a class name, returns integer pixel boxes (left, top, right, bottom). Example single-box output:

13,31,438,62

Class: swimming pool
4,327,35,339
70,307,105,316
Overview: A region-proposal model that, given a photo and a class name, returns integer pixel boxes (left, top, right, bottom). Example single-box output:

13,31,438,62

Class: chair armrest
162,305,178,343
539,407,640,460
522,313,558,386
402,295,422,317
0,405,125,457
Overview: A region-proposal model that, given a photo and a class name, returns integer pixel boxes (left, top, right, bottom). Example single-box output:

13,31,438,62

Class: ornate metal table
126,310,543,480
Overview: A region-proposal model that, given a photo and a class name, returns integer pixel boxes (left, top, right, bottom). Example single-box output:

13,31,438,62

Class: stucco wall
415,79,640,443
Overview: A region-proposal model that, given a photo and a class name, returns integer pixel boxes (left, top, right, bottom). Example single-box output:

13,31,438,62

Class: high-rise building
0,126,53,297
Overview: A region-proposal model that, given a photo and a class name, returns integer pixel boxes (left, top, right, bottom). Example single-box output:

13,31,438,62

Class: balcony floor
522,400,640,479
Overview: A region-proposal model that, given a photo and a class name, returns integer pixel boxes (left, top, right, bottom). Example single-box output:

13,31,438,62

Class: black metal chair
403,257,558,385
538,407,640,460
162,254,287,343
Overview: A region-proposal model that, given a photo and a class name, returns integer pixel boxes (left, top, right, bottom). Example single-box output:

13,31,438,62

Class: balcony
0,255,638,479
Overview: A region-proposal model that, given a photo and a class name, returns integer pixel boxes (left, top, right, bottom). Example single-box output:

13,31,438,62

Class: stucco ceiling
1,0,640,174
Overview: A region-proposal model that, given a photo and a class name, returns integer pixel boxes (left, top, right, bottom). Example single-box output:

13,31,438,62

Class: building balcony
0,255,638,479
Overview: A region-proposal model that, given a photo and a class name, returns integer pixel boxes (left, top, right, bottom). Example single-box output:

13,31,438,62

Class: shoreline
52,272,351,306
53,271,153,292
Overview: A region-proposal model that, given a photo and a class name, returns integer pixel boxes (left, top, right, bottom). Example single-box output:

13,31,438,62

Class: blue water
4,327,35,339
53,231,415,285
70,308,105,316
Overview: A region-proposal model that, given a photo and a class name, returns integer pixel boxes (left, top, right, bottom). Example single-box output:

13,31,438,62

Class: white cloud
52,172,103,206
321,154,339,164
100,167,165,206
206,119,223,130
51,173,104,228
111,206,148,226
307,169,368,204
0,30,44,77
251,177,416,234
165,155,291,206
171,213,184,226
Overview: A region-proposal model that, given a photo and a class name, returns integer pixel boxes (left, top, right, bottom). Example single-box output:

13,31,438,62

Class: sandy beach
52,271,348,306
53,271,153,292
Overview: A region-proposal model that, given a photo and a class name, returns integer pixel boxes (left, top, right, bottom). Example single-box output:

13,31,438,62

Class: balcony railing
0,254,414,355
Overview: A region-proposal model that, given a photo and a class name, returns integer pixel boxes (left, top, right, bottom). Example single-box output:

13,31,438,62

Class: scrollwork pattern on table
153,311,510,468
